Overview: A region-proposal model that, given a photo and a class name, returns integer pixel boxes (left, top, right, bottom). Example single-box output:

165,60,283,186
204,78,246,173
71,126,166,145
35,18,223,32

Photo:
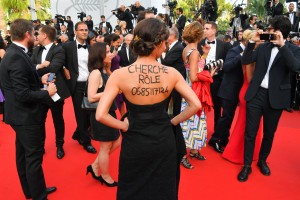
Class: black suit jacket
99,21,113,34
218,45,244,101
242,41,300,109
63,41,90,94
161,41,186,79
272,2,283,17
176,15,186,35
31,44,70,100
198,38,232,77
285,11,298,31
118,44,136,67
0,43,51,125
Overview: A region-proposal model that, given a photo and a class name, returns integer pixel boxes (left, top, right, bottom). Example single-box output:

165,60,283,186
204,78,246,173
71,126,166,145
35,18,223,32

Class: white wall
50,0,168,30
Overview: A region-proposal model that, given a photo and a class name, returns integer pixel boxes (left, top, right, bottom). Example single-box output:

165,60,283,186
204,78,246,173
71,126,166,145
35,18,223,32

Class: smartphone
47,73,55,82
110,46,115,53
260,33,275,41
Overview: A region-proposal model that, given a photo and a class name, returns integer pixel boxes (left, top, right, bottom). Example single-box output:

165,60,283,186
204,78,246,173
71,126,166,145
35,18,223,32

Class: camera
147,7,158,15
77,12,86,21
260,33,275,41
204,59,223,73
55,14,65,23
111,8,121,15
162,1,177,9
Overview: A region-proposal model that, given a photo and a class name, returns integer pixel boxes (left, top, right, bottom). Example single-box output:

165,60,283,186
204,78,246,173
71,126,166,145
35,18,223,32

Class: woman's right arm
170,69,201,126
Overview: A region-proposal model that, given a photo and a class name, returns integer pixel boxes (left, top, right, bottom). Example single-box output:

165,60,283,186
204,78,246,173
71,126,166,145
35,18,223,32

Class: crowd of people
1,1,300,199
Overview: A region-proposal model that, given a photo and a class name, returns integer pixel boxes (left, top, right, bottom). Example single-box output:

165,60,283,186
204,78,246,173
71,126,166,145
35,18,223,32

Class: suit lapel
72,41,79,74
215,40,221,59
45,44,55,61
166,42,178,56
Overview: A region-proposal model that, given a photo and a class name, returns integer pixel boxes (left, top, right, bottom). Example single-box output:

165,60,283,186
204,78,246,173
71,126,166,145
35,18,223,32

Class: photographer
203,0,218,22
113,5,133,32
131,1,145,19
85,15,94,31
63,16,74,41
285,3,298,32
230,6,248,38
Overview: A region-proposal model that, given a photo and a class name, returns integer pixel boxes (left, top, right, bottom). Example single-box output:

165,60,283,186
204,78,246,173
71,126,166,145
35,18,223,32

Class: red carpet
0,98,300,200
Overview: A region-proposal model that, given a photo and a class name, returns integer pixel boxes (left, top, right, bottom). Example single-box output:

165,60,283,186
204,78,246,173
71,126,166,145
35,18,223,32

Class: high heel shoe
98,176,118,187
190,151,206,160
86,165,99,180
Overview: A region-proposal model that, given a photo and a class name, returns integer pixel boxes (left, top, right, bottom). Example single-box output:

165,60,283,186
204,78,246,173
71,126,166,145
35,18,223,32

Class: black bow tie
78,44,87,49
270,43,280,48
207,41,215,44
41,46,46,50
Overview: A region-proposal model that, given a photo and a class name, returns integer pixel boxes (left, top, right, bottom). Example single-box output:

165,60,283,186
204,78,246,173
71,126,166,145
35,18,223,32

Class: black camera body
55,14,65,24
77,12,86,21
147,7,158,15
111,8,121,15
162,0,178,10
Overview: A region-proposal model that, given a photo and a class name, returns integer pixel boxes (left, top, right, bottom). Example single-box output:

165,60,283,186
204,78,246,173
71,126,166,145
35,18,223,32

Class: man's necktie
78,44,87,49
207,41,215,44
41,46,46,50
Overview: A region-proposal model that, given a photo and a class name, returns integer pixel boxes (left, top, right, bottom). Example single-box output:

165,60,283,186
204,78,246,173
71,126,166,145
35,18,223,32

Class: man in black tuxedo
63,21,97,154
175,7,186,41
99,15,113,34
31,25,71,159
197,21,232,152
238,16,300,182
210,32,247,153
114,5,134,32
161,26,186,114
272,0,283,17
285,3,298,32
0,19,57,200
160,26,186,195
118,34,136,67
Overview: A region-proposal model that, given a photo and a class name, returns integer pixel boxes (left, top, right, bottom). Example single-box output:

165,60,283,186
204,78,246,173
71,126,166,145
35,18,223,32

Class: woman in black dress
86,42,120,187
96,18,201,199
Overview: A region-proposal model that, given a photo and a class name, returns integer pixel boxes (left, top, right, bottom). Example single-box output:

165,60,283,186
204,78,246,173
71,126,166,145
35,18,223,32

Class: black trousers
49,100,65,147
244,87,283,165
211,75,222,131
71,82,91,145
211,98,238,144
12,124,47,200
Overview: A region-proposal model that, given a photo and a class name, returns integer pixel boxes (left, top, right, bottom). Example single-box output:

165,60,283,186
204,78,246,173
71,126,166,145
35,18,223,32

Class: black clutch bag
81,96,98,110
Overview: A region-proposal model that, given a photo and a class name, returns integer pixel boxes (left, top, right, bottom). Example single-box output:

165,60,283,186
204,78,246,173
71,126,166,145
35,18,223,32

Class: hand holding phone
259,33,275,41
47,73,55,82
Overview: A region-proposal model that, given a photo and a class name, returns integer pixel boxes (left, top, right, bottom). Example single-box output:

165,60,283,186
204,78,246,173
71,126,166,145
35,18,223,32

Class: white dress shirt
260,46,279,89
206,39,217,63
76,40,89,82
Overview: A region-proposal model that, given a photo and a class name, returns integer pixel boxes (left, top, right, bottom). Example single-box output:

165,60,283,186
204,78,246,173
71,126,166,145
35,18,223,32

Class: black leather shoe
208,140,224,153
46,186,57,194
56,146,65,159
238,165,252,182
72,135,84,145
257,160,271,176
83,144,97,154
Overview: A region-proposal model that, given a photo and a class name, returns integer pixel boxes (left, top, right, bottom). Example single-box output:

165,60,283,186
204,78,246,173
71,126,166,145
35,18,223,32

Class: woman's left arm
96,69,128,131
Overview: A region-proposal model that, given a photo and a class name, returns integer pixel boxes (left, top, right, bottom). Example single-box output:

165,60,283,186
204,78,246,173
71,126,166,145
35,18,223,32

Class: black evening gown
117,98,177,200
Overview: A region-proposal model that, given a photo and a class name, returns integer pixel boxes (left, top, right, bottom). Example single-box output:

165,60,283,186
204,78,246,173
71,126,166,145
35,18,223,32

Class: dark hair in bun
130,18,169,56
